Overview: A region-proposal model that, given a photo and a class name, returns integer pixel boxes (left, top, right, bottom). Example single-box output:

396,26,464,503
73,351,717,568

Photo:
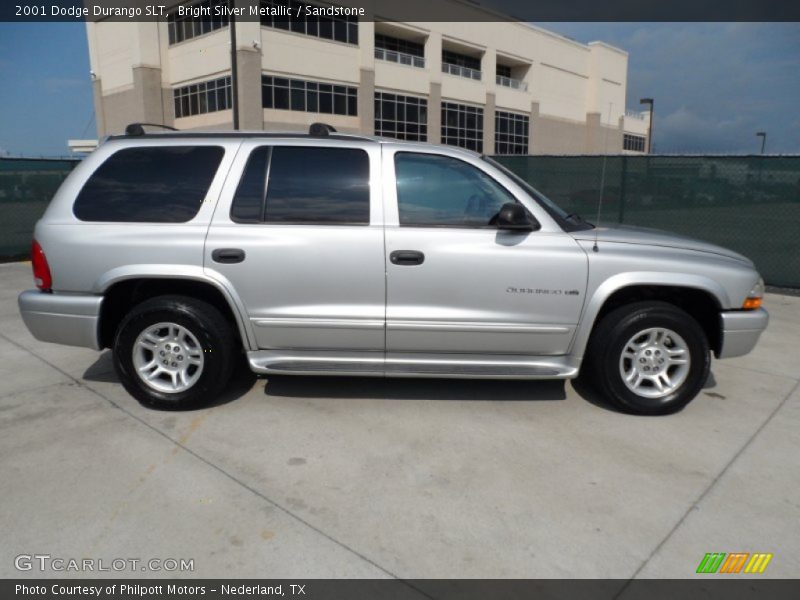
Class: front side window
394,152,516,227
231,146,370,225
74,146,224,222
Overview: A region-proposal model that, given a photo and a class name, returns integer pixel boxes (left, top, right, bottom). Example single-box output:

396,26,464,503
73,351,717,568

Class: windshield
481,156,594,232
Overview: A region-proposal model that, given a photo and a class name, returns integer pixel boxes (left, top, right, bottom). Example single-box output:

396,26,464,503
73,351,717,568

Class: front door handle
211,248,245,264
390,250,425,266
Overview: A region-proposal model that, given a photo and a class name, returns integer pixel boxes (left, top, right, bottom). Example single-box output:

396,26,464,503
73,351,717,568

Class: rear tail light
31,239,52,291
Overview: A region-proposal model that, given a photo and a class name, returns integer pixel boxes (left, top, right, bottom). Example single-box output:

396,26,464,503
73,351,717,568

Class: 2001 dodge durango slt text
18,124,769,415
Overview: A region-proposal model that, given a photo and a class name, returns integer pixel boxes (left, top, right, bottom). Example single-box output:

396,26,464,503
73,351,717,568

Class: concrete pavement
0,261,798,579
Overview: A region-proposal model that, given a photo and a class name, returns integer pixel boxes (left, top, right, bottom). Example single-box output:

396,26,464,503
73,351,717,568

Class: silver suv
18,125,768,415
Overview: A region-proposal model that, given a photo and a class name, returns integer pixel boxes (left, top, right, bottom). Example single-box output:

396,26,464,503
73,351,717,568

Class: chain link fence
0,158,79,259
1,155,798,287
495,155,800,288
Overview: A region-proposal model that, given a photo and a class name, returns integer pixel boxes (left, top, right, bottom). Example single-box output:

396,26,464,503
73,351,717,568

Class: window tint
231,147,271,223
395,152,516,227
231,146,370,225
74,146,224,222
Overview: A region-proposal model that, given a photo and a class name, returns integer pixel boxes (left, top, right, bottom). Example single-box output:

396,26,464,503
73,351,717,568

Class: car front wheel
585,301,711,415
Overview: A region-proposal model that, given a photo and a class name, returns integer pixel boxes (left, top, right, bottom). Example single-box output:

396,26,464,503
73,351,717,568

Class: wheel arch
572,273,727,360
96,268,255,351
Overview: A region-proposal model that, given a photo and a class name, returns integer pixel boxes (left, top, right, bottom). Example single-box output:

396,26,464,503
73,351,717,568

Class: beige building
86,0,651,155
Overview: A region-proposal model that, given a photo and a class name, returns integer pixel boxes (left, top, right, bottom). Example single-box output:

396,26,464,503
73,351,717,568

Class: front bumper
717,308,769,359
18,290,103,350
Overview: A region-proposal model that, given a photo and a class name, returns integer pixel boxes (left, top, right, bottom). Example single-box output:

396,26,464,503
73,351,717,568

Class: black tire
584,301,710,415
113,295,237,409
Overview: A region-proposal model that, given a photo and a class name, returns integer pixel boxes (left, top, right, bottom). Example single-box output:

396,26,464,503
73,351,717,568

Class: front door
383,149,587,356
205,141,385,352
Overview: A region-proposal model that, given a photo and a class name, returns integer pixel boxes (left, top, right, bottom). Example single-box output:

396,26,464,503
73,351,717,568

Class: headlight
742,276,764,310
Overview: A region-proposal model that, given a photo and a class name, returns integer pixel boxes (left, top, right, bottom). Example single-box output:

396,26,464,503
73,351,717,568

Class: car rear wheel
113,295,236,409
584,301,710,415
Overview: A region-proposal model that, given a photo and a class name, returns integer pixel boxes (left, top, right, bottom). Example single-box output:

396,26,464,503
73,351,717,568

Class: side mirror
494,202,539,231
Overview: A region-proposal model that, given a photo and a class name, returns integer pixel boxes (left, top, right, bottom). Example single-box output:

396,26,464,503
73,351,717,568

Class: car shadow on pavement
261,375,567,402
570,369,720,414
82,350,257,410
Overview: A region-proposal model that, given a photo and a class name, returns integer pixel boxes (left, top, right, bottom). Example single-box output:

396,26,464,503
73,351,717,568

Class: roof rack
124,123,179,136
308,122,336,136
110,122,379,143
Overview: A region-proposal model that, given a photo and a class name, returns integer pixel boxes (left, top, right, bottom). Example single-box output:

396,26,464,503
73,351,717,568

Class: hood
571,224,753,265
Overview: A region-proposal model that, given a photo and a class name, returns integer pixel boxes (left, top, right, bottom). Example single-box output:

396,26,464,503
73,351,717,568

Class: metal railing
374,47,425,68
625,109,646,120
496,74,528,91
442,62,482,81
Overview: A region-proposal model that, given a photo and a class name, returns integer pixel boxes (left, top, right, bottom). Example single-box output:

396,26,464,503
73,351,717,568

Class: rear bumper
18,290,103,350
718,308,769,359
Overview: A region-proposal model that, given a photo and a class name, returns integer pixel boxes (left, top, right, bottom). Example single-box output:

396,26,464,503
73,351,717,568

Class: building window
374,33,425,68
496,64,512,79
442,49,482,80
375,34,423,57
441,102,483,153
173,76,232,118
624,133,646,152
374,92,427,142
495,110,529,155
167,0,229,45
262,75,357,116
260,0,358,45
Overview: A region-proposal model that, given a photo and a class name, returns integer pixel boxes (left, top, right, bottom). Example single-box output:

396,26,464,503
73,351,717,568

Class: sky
0,21,798,156
540,22,800,154
0,22,94,157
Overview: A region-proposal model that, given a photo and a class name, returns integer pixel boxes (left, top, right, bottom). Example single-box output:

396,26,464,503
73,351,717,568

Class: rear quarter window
73,146,224,222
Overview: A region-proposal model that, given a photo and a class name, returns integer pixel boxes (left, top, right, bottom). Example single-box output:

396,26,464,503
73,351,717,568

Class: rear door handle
390,250,425,266
211,248,245,264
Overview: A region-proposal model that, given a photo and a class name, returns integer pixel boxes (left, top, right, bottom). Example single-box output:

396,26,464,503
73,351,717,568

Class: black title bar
4,579,800,600
3,0,800,22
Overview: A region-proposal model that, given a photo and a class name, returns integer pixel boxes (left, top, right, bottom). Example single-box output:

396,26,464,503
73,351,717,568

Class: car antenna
592,102,614,253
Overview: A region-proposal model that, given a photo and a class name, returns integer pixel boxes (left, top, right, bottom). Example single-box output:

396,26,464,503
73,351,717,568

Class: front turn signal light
742,277,764,310
742,297,762,310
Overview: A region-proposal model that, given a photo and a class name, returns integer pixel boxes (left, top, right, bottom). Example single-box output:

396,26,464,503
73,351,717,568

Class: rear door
205,140,385,352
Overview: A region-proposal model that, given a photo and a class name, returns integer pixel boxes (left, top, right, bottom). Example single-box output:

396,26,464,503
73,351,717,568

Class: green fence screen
0,158,79,259
495,155,800,288
1,155,798,287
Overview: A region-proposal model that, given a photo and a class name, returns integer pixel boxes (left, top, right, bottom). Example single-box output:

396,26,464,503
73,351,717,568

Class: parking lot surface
1,261,798,579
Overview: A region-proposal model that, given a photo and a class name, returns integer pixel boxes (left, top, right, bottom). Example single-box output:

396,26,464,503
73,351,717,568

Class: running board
247,350,579,379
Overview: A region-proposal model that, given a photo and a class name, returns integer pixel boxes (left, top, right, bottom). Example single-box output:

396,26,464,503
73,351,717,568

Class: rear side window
230,146,370,225
73,146,224,222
